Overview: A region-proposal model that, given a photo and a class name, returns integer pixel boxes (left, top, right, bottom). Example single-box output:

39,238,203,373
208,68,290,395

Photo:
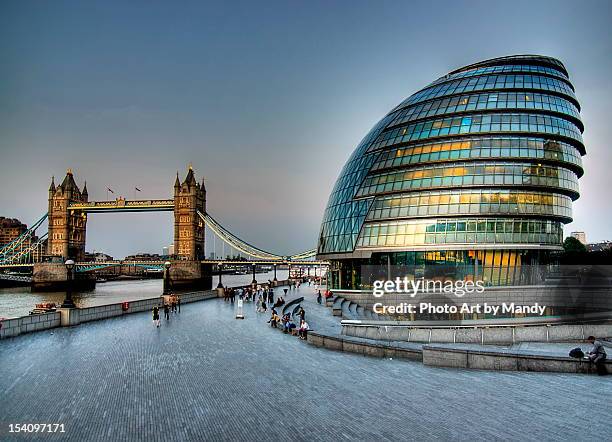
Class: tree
563,236,587,253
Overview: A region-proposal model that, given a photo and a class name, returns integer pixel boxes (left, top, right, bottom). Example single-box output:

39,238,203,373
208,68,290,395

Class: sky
1,0,611,258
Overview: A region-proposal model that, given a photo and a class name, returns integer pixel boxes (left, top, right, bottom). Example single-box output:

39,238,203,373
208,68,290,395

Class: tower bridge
0,165,321,291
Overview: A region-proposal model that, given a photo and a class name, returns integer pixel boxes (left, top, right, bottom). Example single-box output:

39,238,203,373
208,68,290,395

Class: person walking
317,290,322,304
177,296,181,313
164,303,170,321
153,305,160,328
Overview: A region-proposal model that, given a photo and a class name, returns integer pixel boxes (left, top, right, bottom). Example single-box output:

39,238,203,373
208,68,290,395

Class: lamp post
217,264,224,289
163,261,171,295
273,264,277,283
61,259,76,308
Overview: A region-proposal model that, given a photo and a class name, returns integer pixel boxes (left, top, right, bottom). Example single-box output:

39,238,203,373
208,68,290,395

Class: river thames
0,269,289,319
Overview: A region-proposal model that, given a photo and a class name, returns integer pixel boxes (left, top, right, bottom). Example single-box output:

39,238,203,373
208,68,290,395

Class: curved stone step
356,305,364,316
342,299,358,320
282,296,304,316
332,296,344,317
340,298,350,317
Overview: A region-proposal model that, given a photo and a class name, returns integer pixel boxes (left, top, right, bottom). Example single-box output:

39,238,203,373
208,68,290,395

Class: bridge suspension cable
198,211,317,261
0,232,48,265
0,213,49,265
0,213,48,256
198,211,282,260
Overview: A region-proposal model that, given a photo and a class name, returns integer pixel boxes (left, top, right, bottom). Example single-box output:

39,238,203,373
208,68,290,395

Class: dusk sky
1,0,611,258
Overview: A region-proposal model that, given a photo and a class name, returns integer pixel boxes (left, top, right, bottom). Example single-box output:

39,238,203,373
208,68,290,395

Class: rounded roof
317,55,584,258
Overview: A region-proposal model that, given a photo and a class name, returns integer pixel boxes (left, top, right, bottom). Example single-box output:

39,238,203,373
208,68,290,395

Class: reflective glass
371,137,583,173
357,162,579,198
357,218,563,247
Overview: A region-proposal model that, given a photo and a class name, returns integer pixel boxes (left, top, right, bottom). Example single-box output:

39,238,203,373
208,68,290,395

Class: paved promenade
0,284,610,442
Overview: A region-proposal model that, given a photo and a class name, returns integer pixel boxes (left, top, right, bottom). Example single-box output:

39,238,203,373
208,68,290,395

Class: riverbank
0,269,289,319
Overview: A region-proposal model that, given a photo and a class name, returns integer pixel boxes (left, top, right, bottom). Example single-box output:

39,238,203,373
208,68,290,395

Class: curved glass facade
317,55,585,288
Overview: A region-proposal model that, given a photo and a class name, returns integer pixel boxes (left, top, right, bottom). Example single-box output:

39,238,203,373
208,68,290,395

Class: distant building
84,251,114,262
587,241,612,252
124,253,163,261
168,244,175,255
0,217,42,260
162,246,169,256
570,231,587,245
0,217,27,246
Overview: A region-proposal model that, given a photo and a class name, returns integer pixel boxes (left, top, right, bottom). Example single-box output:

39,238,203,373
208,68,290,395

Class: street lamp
61,259,76,308
217,264,224,289
163,261,171,295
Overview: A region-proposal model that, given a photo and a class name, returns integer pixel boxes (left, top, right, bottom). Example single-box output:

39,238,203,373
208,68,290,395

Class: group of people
152,294,181,328
267,304,309,339
224,285,281,304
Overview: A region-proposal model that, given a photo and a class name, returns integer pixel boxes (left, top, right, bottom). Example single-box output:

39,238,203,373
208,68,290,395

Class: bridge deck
68,199,174,212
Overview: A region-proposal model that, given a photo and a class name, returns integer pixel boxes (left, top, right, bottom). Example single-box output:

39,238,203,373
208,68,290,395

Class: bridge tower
47,169,88,261
169,165,211,290
173,165,206,260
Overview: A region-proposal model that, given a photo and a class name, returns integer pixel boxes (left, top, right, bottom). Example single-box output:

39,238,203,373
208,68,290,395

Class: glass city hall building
317,55,585,289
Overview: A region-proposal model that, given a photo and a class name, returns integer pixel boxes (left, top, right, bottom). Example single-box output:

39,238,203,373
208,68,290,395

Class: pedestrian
586,336,608,375
317,290,322,304
298,306,306,322
164,303,170,321
153,305,160,328
178,296,181,313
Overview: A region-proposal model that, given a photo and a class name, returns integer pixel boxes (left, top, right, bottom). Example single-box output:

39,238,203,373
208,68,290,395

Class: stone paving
0,284,610,442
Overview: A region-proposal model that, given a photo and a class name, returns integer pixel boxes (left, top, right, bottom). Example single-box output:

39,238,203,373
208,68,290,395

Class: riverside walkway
0,284,610,442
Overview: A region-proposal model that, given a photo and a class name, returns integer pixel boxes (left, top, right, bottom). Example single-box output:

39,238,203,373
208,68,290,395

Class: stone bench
422,344,612,374
307,330,423,361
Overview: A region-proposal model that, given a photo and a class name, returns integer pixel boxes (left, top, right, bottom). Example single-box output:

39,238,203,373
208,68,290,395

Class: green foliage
563,236,587,253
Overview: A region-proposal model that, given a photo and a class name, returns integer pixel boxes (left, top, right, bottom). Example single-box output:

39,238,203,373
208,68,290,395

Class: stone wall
342,323,612,345
0,312,61,339
60,290,217,326
422,345,612,373
32,262,96,292
0,291,216,339
307,332,422,361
